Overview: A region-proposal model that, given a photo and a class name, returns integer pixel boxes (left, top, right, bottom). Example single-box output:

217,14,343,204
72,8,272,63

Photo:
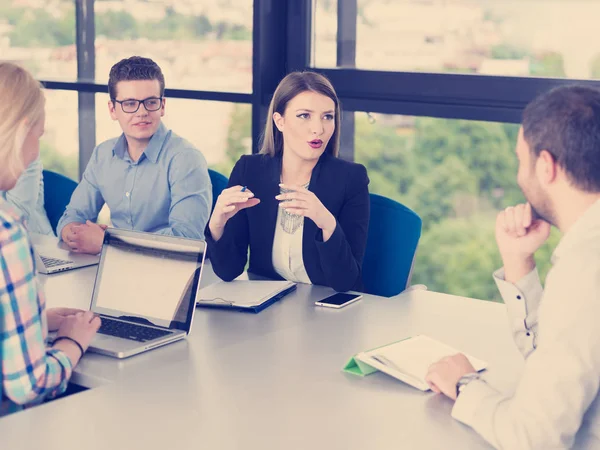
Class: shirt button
125,192,130,197
516,295,522,300
127,219,132,224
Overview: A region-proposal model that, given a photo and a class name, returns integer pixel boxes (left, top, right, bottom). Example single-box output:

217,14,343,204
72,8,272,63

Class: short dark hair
108,56,165,101
523,85,600,192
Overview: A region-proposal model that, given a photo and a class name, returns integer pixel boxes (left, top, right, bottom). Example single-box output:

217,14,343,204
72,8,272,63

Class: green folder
343,337,411,376
343,356,378,376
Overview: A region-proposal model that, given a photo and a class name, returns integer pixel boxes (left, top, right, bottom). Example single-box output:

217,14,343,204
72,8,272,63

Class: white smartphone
315,293,363,309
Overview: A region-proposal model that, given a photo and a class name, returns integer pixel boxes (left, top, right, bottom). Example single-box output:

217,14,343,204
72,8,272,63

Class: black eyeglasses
113,97,163,113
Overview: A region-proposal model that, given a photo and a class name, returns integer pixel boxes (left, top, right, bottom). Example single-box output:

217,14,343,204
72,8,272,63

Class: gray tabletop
1,236,524,449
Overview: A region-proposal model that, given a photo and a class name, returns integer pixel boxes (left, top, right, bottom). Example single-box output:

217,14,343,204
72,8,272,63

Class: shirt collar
552,198,600,263
112,122,169,164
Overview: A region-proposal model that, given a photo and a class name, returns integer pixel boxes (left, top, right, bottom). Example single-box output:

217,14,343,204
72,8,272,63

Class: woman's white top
272,206,312,284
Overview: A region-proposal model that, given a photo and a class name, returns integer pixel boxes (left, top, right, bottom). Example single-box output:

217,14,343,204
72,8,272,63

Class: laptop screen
90,229,205,331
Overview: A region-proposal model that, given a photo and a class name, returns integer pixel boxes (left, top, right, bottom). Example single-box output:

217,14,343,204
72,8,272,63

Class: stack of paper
344,335,487,391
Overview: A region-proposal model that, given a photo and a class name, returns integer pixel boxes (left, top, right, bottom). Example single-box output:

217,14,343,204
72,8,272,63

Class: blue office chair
362,194,422,297
208,168,229,213
42,170,78,235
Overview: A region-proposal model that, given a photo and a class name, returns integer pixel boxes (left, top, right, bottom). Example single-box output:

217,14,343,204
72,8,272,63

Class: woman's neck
280,150,318,185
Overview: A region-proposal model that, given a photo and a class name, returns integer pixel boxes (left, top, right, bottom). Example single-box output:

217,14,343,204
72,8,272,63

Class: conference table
0,236,525,449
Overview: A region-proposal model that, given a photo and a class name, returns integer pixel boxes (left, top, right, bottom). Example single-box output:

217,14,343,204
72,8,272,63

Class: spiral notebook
196,280,297,313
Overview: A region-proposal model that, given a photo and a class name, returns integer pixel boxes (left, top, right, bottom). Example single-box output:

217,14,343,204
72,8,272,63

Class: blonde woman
0,63,100,416
207,71,370,292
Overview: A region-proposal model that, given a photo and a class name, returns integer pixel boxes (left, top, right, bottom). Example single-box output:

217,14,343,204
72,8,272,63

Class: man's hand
62,220,107,254
425,354,477,401
495,203,551,283
47,307,85,332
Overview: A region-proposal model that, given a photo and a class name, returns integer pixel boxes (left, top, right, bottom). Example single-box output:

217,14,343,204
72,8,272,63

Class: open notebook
344,335,487,391
197,280,297,313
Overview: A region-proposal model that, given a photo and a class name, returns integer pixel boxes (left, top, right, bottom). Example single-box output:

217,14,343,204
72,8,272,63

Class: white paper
360,335,487,389
197,280,295,307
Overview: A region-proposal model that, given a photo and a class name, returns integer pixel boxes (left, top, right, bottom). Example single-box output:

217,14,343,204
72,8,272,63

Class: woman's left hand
47,307,86,332
276,184,337,239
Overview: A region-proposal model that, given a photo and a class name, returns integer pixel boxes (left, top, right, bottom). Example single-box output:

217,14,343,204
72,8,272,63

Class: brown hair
108,56,165,101
259,71,341,157
523,85,600,192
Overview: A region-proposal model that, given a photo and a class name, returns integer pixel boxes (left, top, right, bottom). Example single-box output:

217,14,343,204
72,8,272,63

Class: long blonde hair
0,62,45,179
259,71,341,157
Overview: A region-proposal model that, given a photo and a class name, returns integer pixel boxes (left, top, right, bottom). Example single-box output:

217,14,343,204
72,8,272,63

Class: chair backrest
362,193,422,297
42,170,78,235
208,169,229,213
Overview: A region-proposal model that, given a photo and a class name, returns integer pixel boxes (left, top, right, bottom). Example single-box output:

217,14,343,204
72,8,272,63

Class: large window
353,112,560,301
96,94,251,177
4,0,587,302
94,1,253,92
314,0,600,79
41,90,79,180
0,1,77,80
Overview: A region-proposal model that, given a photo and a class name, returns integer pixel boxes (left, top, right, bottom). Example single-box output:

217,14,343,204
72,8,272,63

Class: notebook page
367,335,486,383
198,280,294,307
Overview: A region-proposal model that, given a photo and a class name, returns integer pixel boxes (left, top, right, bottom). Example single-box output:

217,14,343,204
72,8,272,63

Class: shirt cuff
452,378,504,430
493,266,542,296
46,347,75,397
493,267,542,323
47,347,74,377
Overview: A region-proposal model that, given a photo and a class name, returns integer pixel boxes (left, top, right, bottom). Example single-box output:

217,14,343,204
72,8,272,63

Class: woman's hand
47,307,85,332
208,185,260,241
53,311,101,366
276,183,337,241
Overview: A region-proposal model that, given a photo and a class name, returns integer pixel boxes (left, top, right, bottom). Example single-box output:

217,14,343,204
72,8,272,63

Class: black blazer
205,153,370,292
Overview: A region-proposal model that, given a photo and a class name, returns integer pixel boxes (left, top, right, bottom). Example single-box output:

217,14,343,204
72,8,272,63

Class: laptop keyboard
98,317,172,342
40,255,73,268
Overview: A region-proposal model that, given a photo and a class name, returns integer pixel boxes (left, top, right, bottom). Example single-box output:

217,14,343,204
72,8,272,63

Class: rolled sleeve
56,147,105,239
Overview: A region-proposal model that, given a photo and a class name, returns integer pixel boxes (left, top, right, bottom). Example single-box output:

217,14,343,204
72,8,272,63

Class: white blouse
272,206,312,284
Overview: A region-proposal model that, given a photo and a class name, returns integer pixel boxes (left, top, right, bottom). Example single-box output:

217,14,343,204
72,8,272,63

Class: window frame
35,0,600,180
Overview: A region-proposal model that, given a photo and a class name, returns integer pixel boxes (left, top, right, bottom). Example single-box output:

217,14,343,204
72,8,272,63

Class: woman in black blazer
206,71,370,292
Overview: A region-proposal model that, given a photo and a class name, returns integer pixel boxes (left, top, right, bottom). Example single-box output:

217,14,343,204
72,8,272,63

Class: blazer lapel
302,153,328,282
263,154,282,263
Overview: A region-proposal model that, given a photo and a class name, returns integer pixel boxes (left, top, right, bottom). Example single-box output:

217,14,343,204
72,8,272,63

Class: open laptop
86,228,206,359
35,244,100,275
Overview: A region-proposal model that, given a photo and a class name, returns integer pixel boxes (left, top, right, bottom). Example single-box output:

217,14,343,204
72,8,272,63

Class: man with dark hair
57,56,211,253
425,85,600,448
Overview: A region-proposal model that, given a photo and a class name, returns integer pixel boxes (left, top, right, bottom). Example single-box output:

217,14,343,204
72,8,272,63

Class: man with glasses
57,56,212,254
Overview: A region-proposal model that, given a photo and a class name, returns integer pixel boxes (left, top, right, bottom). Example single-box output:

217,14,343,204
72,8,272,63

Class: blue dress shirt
56,123,211,240
0,157,54,236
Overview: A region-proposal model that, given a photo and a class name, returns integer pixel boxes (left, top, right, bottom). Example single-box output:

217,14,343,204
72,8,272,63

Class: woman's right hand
53,311,101,365
209,185,260,240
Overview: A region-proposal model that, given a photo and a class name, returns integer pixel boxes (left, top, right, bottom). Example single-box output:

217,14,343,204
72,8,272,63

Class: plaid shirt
0,200,72,416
